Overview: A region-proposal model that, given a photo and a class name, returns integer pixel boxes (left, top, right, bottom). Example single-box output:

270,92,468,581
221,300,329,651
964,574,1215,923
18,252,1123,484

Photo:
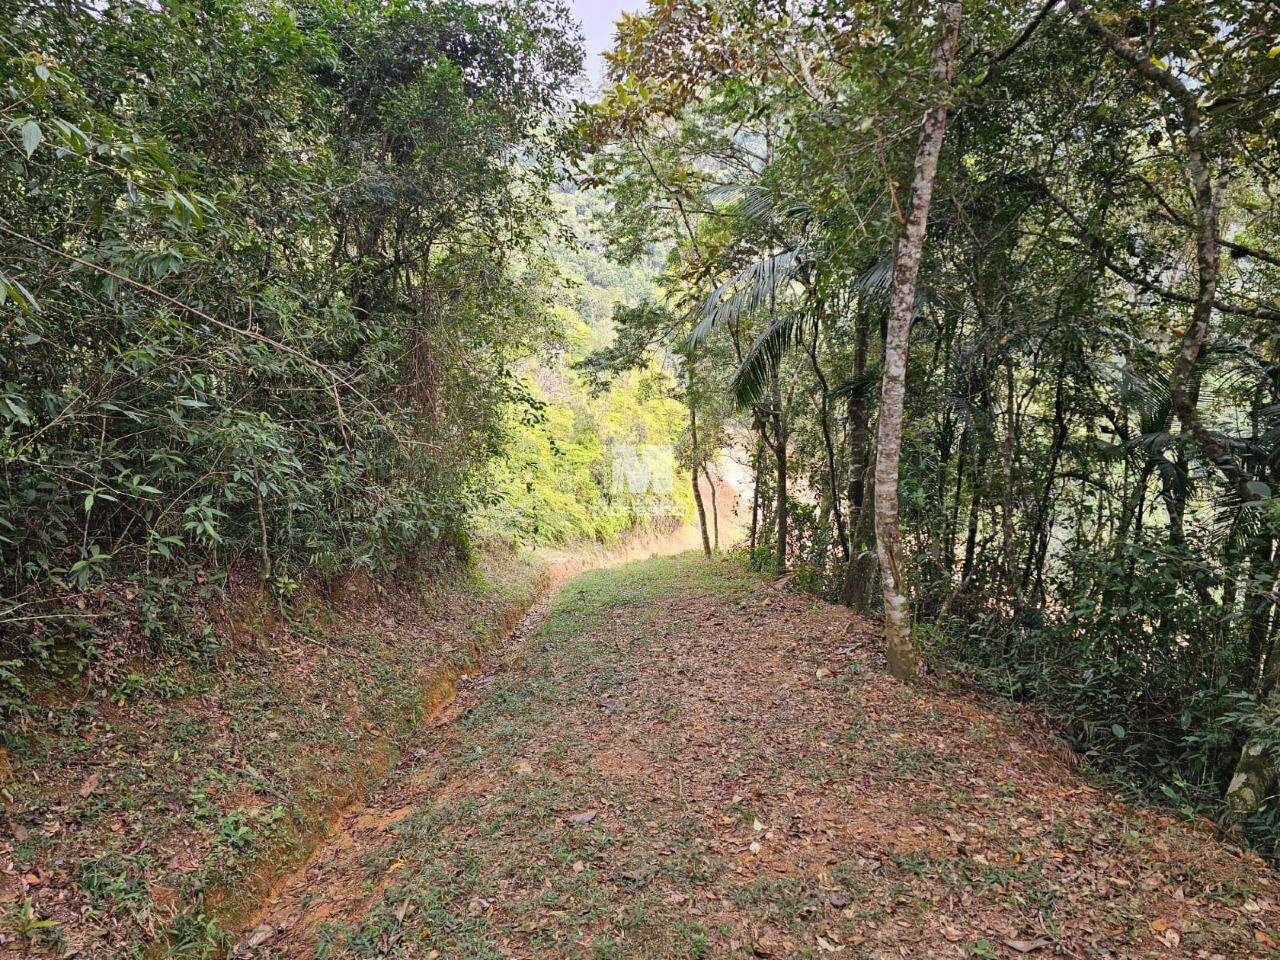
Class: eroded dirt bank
1,547,545,960
232,555,1280,960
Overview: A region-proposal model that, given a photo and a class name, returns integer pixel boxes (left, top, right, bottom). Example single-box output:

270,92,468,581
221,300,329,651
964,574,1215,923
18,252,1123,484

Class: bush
0,0,581,707
940,537,1280,852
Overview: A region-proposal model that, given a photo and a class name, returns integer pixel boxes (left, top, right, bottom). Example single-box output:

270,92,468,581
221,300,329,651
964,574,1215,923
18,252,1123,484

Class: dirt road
236,554,1280,959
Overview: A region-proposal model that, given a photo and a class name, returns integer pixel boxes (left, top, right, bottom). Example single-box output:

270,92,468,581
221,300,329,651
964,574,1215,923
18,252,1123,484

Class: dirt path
234,555,1280,960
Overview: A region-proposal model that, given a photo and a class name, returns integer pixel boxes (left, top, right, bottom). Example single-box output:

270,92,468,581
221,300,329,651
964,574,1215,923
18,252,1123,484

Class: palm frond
831,363,883,403
856,254,894,297
1088,355,1170,423
729,309,812,407
707,183,813,230
684,245,808,352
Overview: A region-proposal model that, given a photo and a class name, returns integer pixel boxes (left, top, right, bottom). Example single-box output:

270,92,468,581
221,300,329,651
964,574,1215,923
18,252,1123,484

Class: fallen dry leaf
245,924,273,949
1003,938,1051,953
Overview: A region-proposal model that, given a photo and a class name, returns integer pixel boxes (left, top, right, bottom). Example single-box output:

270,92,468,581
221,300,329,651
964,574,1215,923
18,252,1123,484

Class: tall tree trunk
774,433,788,572
749,429,763,555
961,439,988,583
842,445,880,612
945,425,968,572
703,462,720,551
1022,361,1068,598
1000,359,1017,593
690,404,711,557
1248,537,1279,692
873,0,963,680
840,307,874,606
806,311,848,561
770,367,788,573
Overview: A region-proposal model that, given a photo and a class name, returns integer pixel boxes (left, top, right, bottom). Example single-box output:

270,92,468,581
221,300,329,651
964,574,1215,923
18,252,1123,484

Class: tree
875,0,964,680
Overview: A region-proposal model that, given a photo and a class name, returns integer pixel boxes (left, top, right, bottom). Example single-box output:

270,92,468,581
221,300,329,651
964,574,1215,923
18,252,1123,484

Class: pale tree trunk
775,430,788,571
770,366,788,573
749,429,763,554
873,0,963,681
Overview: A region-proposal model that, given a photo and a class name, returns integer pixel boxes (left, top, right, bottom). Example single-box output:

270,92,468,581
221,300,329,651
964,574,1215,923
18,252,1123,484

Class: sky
569,0,643,89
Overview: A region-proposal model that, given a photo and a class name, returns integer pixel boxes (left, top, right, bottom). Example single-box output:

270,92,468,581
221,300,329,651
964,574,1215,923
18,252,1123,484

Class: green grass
1,548,547,959
306,553,748,959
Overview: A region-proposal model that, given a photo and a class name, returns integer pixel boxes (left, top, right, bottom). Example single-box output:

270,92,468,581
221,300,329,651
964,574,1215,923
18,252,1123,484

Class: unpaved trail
234,555,1280,960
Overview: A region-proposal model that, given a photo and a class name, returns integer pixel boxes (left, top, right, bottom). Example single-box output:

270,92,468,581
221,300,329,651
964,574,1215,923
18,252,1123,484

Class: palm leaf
831,363,883,403
684,245,808,352
729,309,812,407
856,254,894,297
708,183,814,230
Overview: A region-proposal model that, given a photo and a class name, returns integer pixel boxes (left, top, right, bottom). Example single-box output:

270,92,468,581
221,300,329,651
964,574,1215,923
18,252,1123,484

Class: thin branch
977,0,1061,81
1037,186,1280,323
0,220,407,453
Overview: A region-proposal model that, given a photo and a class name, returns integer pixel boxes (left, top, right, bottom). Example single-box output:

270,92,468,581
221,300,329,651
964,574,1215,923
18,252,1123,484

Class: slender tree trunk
1068,0,1257,509
817,390,848,562
690,405,711,557
749,429,763,554
770,367,788,572
840,307,874,606
842,446,880,612
806,313,848,561
775,434,788,572
873,0,963,680
961,441,987,583
1000,359,1017,593
1022,363,1067,597
945,425,967,571
1248,537,1279,692
703,462,720,551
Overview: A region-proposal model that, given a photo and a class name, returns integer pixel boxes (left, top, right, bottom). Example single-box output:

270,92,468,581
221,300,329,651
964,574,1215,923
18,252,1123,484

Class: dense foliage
585,0,1280,847
480,190,695,544
0,0,585,704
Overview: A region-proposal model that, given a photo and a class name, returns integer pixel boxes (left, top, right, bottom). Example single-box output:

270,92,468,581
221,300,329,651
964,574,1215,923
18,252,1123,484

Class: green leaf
1112,724,1126,739
2,395,32,425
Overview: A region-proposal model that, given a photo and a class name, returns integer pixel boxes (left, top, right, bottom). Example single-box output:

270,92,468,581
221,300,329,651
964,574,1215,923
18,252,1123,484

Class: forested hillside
3,0,1280,956
584,0,1280,850
480,188,695,545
